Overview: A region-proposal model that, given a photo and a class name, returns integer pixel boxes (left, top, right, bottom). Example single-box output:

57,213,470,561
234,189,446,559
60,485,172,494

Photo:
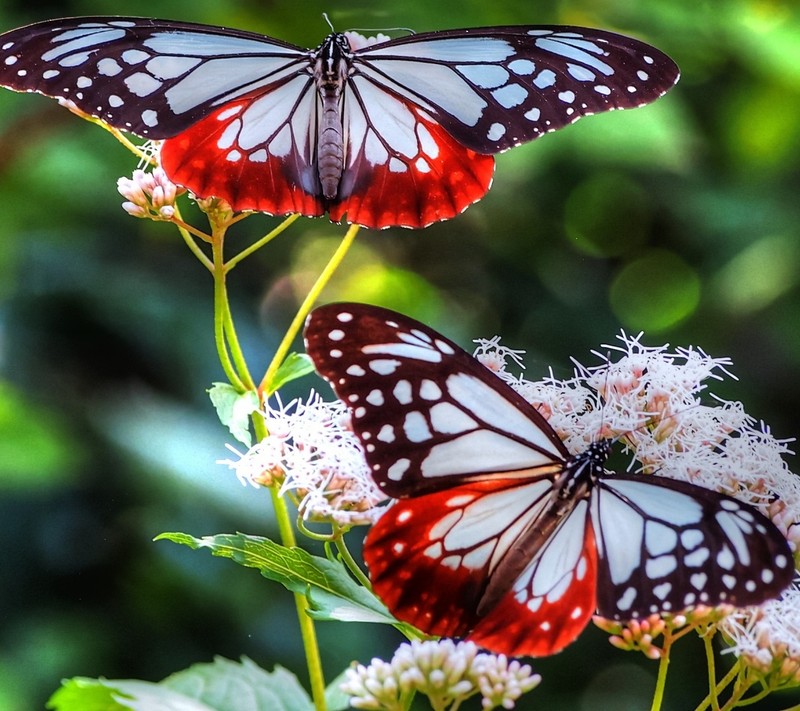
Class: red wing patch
159,79,325,219
364,476,556,638
469,518,598,657
329,107,494,229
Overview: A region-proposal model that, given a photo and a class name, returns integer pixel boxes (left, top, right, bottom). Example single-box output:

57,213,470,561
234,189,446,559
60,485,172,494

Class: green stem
703,632,720,711
212,228,248,392
650,631,673,711
335,535,372,590
226,213,301,271
694,659,743,711
269,479,327,711
259,223,360,395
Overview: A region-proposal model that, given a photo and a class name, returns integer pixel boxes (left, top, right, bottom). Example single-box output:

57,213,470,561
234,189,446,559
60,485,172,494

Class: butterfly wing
592,474,795,619
364,476,559,638
304,302,568,497
469,499,598,656
327,25,678,228
0,17,324,217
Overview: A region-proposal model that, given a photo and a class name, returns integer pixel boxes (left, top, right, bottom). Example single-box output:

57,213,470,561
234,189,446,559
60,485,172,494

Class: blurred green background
1,0,799,709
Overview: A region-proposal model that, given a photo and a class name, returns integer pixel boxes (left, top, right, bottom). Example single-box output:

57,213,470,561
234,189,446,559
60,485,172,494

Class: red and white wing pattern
0,17,679,228
305,303,794,657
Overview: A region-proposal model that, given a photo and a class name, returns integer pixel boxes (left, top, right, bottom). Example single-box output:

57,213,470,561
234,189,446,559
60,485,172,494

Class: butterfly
0,17,679,229
304,303,794,656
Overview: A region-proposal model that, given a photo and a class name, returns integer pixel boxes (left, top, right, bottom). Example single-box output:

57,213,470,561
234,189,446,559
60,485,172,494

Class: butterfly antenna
322,13,335,32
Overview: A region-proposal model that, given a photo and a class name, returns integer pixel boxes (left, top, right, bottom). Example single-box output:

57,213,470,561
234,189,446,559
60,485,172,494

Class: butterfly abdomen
315,34,349,199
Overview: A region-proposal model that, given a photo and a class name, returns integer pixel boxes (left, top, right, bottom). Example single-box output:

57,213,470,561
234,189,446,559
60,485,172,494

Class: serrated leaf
157,532,396,625
47,677,213,711
48,659,313,711
265,353,316,395
208,382,259,446
164,657,312,711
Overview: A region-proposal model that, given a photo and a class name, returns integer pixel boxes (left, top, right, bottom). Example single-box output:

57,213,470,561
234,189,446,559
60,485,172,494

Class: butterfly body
0,17,679,228
304,304,794,656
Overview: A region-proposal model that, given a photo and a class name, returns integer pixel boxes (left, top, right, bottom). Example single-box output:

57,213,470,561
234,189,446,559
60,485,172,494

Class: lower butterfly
304,303,794,656
0,17,678,229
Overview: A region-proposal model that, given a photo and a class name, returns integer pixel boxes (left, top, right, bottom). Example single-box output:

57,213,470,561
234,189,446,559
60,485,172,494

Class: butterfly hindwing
364,475,562,638
592,474,795,619
304,303,567,497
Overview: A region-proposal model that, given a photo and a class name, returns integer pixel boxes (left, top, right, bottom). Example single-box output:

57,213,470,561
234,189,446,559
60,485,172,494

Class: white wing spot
97,57,122,76
654,582,672,600
125,72,162,97
369,359,401,375
397,509,412,523
404,411,432,442
627,85,638,93
389,157,407,173
684,546,709,567
637,70,649,81
487,122,506,141
491,83,528,109
419,379,442,400
745,580,757,592
354,406,366,418
415,157,431,173
330,349,343,358
646,555,677,579
644,55,655,64
3,55,17,66
594,84,611,96
122,49,149,65
377,425,396,443
434,339,455,355
567,63,595,81
337,312,354,322
393,380,413,405
429,402,478,434
457,63,509,88
524,107,541,122
690,572,708,590
393,542,406,554
716,546,735,570
366,389,385,406
617,586,637,611
558,90,576,104
108,95,124,108
681,529,703,550
346,364,366,376
533,69,556,89
508,58,536,75
722,575,737,589
775,554,789,568
141,110,158,127
43,70,60,80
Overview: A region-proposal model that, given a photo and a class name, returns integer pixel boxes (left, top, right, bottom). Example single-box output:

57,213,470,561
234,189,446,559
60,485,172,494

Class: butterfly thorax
314,34,351,199
558,439,612,503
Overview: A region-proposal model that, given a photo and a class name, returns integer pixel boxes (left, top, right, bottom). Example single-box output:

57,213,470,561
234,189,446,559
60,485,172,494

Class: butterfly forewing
353,26,679,154
0,18,309,138
592,475,795,619
304,303,567,497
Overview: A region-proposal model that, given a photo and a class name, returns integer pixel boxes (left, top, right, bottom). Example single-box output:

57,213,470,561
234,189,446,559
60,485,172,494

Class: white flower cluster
117,165,183,220
341,639,540,710
474,331,800,530
721,579,800,684
221,393,385,525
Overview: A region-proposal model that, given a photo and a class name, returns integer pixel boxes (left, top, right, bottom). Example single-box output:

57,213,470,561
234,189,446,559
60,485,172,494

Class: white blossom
341,640,540,710
220,393,385,525
117,165,183,220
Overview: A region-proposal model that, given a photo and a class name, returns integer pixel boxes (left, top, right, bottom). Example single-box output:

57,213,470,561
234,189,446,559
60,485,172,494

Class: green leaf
324,669,352,711
207,383,259,447
47,677,130,711
157,532,396,625
164,657,312,711
48,658,313,711
47,677,213,711
266,353,316,395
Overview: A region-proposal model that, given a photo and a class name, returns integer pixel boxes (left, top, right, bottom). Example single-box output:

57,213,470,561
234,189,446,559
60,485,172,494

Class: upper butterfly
0,17,679,229
304,304,794,657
